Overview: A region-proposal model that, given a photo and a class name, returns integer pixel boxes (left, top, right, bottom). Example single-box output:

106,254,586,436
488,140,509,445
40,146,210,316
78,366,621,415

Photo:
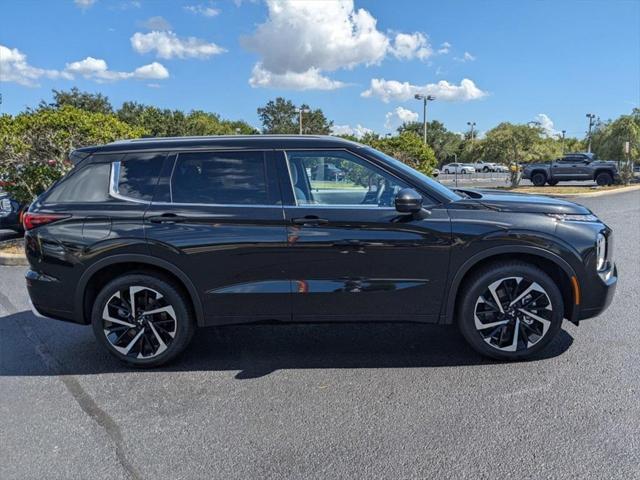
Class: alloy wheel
102,286,177,359
473,276,553,352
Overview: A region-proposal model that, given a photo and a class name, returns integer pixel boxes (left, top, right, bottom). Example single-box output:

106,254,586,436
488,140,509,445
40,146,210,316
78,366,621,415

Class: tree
481,123,543,186
45,87,114,115
257,97,332,134
592,108,640,161
0,106,144,203
117,103,258,137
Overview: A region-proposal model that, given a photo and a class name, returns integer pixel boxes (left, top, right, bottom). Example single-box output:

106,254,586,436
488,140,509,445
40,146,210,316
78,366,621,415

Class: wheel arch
441,246,579,326
76,254,205,327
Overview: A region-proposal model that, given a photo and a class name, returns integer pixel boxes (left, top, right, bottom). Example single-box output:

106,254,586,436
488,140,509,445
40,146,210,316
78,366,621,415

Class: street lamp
466,121,476,140
561,129,566,154
414,94,435,144
586,113,596,153
297,107,310,135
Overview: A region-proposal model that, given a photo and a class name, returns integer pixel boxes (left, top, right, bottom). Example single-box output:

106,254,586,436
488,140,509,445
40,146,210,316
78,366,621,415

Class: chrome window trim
281,148,410,210
109,161,151,205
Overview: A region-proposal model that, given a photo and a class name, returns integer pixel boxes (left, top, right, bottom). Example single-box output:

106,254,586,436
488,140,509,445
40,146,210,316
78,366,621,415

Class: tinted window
171,151,273,205
286,150,409,207
45,163,111,203
118,153,166,201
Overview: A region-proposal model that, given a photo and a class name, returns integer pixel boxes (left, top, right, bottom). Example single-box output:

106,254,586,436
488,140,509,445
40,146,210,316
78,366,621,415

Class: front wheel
457,262,564,360
531,172,546,186
91,274,195,367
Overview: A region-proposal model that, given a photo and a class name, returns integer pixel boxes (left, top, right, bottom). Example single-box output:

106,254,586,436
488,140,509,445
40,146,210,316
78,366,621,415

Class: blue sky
1,0,638,138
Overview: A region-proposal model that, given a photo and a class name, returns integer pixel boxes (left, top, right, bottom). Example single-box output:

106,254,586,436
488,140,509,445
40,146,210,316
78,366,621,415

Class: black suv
24,136,617,366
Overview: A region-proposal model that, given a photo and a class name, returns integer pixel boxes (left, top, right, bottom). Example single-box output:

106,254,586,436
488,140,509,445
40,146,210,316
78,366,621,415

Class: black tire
531,172,546,186
483,166,490,173
547,179,559,186
91,274,195,367
595,172,613,186
457,261,564,361
461,170,467,174
444,169,450,174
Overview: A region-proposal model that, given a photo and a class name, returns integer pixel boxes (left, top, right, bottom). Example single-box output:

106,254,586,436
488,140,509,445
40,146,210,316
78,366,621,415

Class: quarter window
286,150,410,207
170,151,275,205
44,163,111,203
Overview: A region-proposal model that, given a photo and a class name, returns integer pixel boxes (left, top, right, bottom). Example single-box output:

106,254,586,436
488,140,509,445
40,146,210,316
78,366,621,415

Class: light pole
414,94,435,144
586,113,596,153
297,107,310,135
467,121,476,141
561,130,566,154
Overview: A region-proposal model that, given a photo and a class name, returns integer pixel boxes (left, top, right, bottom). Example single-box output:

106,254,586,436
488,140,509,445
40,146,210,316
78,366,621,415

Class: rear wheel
531,172,546,186
483,166,490,173
595,172,613,186
457,262,564,360
91,274,195,367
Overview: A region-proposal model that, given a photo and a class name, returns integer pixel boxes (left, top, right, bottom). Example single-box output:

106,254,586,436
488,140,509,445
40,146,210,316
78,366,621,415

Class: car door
552,157,580,179
279,149,451,323
144,150,291,326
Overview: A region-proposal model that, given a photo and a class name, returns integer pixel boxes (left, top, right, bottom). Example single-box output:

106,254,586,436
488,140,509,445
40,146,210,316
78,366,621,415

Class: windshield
363,147,461,202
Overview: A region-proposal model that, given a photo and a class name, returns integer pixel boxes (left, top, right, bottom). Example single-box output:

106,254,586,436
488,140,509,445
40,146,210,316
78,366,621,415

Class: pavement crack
13,316,142,480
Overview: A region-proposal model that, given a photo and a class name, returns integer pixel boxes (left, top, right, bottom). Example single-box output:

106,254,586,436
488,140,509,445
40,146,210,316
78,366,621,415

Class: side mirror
395,188,423,213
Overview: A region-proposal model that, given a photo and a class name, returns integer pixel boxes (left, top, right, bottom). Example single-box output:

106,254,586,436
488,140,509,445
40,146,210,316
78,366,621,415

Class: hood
456,188,590,215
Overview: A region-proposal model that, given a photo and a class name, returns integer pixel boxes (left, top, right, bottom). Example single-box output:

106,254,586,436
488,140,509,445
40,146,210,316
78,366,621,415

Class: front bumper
577,263,617,321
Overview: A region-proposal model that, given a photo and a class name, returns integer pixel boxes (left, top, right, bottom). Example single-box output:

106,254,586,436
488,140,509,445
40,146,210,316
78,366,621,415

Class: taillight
22,212,70,231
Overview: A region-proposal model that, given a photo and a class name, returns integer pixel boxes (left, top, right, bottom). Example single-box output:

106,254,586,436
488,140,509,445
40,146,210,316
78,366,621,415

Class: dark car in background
0,190,24,232
23,136,617,367
522,152,620,186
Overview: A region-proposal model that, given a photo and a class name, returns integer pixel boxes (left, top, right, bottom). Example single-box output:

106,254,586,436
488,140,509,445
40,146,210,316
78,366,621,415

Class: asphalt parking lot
1,190,639,480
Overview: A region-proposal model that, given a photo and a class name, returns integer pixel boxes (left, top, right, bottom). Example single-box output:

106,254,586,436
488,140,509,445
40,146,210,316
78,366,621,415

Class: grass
310,181,364,190
495,184,633,195
0,244,23,255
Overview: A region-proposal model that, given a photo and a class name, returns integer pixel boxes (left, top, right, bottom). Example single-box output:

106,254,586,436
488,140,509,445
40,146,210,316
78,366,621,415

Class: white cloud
65,57,168,82
331,124,373,138
74,0,96,9
139,16,172,31
385,106,419,129
455,51,476,62
0,44,168,86
184,4,220,17
0,44,70,86
362,78,487,103
534,113,560,137
249,63,344,90
390,32,432,61
437,41,451,54
131,31,226,59
244,0,434,89
147,83,161,88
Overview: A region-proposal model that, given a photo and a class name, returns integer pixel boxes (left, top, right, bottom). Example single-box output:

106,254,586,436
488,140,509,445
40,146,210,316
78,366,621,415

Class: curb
509,184,640,198
0,253,28,267
0,238,27,266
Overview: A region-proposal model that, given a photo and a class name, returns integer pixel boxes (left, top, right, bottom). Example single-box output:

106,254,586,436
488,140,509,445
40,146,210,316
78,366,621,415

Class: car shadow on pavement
1,310,574,379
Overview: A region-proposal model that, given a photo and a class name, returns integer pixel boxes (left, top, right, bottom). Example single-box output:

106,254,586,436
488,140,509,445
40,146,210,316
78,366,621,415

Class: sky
1,0,639,138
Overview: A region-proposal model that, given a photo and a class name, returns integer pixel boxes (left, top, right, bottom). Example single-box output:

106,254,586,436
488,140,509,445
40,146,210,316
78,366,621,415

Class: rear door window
117,153,166,201
169,151,278,205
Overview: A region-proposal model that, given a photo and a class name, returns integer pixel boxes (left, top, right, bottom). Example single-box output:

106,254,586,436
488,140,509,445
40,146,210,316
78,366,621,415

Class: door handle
149,213,187,224
291,216,329,226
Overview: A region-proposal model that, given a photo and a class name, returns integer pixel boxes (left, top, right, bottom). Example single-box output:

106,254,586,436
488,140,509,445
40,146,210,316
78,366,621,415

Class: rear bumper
26,269,80,324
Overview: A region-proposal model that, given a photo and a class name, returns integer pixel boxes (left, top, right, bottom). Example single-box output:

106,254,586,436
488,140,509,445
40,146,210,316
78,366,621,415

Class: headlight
596,233,606,271
547,213,599,222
